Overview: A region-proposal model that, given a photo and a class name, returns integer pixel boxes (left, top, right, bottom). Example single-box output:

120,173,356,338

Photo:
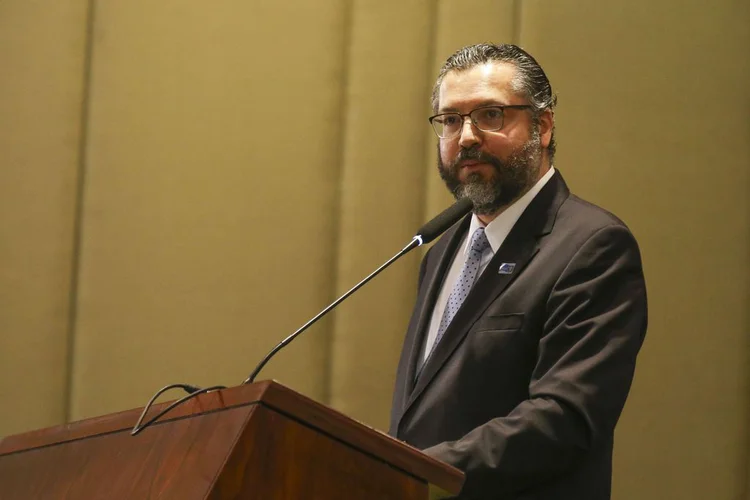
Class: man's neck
477,211,501,226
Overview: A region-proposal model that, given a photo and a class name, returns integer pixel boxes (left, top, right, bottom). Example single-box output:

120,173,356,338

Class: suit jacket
389,171,647,500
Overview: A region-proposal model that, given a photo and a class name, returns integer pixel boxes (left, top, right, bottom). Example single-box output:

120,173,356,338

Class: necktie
421,227,491,370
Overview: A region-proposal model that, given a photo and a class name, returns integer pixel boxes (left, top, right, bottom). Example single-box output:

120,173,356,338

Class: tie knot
468,227,490,256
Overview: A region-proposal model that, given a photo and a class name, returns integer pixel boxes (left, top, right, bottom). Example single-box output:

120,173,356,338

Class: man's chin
457,182,498,203
460,168,495,184
440,167,501,206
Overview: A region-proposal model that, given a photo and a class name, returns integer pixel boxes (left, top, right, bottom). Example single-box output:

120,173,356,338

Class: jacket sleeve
423,224,648,498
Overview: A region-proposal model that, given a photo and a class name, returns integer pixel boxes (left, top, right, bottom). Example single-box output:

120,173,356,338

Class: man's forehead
438,61,518,110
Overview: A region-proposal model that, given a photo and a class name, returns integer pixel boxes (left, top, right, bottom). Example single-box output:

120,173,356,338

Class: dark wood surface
0,380,464,498
0,405,254,499
0,382,268,455
212,404,426,499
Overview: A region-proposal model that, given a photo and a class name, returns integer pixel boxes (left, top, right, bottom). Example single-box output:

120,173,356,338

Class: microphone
242,197,473,384
413,197,473,245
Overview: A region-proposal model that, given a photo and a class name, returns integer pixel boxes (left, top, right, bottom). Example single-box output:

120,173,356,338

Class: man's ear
538,108,554,149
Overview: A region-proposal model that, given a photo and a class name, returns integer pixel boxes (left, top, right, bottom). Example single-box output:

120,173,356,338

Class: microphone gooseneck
242,197,473,385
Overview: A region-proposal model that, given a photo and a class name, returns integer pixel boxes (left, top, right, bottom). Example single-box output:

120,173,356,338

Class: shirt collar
463,166,556,256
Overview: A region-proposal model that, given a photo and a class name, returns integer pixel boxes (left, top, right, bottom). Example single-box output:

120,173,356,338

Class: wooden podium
0,381,463,499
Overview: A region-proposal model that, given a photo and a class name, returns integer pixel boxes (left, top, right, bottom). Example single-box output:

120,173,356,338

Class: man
389,43,647,500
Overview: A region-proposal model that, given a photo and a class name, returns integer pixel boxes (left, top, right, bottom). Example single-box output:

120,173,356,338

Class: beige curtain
1,1,748,499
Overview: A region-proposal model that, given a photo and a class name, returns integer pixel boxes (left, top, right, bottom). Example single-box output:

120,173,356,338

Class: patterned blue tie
422,227,491,368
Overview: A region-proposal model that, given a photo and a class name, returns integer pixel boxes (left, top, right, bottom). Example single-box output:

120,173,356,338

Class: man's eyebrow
437,100,508,113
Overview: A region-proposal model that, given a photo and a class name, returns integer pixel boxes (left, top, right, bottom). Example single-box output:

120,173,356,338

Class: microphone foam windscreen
416,198,473,244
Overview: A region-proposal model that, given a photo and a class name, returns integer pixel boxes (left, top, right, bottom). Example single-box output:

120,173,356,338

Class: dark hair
432,43,557,161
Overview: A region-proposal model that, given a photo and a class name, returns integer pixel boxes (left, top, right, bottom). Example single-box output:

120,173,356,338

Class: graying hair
431,43,557,161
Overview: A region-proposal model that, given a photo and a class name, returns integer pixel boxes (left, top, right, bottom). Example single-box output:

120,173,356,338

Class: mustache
452,147,501,168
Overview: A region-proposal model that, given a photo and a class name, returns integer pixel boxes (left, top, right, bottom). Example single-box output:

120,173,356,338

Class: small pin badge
498,263,516,275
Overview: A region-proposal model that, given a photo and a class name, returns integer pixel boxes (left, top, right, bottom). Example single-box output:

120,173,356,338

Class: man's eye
441,115,460,126
482,109,502,120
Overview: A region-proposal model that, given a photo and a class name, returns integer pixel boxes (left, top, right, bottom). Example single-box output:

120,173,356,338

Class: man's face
436,62,552,215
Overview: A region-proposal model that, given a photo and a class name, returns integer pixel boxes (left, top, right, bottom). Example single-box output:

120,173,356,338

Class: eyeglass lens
433,107,505,138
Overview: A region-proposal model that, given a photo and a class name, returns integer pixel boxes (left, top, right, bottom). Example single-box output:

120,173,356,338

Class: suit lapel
400,215,471,399
399,171,570,428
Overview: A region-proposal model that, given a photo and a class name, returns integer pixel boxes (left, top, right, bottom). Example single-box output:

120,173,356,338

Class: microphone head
416,198,473,245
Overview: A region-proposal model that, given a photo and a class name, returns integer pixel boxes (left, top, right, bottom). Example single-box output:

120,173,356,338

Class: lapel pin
498,263,516,275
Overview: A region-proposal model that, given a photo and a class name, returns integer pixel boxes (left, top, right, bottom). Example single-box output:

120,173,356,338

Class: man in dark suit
389,43,648,499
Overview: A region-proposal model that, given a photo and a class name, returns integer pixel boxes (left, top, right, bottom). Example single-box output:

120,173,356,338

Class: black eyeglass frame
428,104,533,139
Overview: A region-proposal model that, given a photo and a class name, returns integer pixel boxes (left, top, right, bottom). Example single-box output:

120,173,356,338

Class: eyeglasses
428,105,532,139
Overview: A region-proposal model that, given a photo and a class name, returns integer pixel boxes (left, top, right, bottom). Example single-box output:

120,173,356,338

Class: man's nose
457,117,481,149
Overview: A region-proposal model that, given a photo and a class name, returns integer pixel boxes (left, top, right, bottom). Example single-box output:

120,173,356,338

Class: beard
438,128,543,216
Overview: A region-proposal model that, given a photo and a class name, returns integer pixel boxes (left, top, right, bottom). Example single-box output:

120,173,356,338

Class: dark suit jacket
389,171,647,500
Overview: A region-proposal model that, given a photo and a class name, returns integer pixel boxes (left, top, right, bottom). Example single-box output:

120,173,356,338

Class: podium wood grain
0,381,463,499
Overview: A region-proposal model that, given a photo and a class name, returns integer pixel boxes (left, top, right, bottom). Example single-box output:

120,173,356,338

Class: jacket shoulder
558,194,634,234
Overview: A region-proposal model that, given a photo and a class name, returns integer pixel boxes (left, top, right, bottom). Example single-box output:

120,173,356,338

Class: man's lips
460,161,489,169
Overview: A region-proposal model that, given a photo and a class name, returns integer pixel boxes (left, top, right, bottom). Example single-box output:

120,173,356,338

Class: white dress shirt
421,167,556,363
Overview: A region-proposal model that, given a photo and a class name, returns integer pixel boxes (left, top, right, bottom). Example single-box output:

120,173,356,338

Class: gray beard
438,129,542,215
